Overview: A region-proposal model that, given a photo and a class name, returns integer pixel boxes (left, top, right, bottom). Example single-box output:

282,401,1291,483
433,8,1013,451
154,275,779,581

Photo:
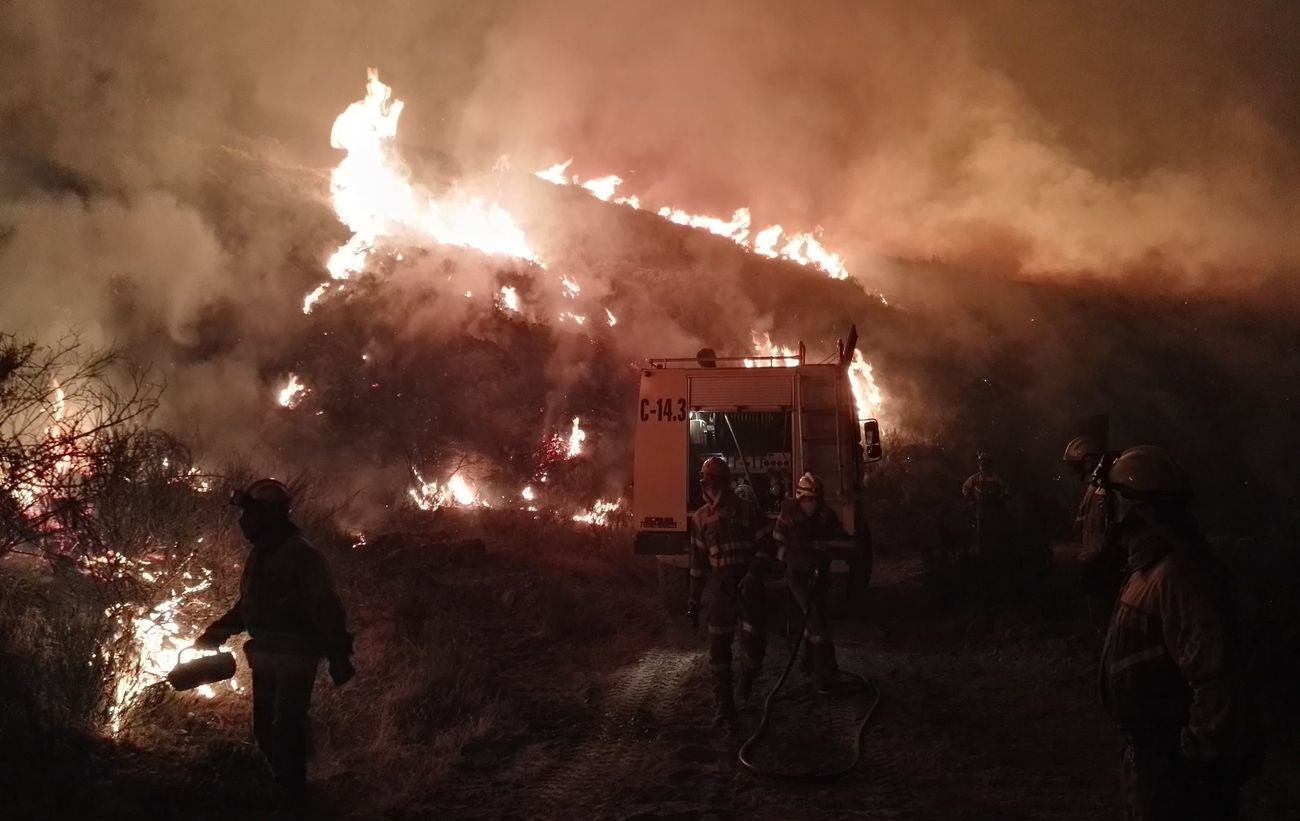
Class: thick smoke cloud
457,0,1300,284
1,0,1297,525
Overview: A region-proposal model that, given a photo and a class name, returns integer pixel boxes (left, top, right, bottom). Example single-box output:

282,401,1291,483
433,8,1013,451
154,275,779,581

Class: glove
811,566,830,598
192,628,222,651
685,604,700,630
329,656,356,687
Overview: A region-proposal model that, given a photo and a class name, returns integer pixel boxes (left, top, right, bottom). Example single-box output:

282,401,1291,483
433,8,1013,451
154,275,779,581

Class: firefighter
773,472,850,691
1064,435,1124,634
195,479,355,795
961,451,1007,557
1099,447,1258,820
687,456,771,726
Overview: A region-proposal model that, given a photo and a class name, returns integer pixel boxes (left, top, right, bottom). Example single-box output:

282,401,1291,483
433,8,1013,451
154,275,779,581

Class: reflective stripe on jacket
772,500,847,564
689,494,768,577
1100,526,1247,759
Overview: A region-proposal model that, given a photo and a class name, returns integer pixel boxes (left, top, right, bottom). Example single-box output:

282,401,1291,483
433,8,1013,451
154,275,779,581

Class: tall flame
743,332,800,367
566,417,587,458
307,70,543,313
848,349,883,429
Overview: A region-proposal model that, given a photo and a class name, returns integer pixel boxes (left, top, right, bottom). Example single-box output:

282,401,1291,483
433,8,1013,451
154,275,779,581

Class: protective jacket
961,471,1005,505
207,525,352,660
772,499,848,565
1099,520,1249,760
773,500,848,684
688,492,770,714
689,493,769,582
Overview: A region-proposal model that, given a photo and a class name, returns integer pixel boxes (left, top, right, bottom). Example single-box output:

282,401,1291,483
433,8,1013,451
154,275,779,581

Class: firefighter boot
813,642,837,693
736,666,756,705
712,666,737,727
799,637,817,676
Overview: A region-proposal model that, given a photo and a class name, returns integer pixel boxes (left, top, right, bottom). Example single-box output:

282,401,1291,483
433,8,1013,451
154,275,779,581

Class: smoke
457,0,1300,285
2,0,1298,526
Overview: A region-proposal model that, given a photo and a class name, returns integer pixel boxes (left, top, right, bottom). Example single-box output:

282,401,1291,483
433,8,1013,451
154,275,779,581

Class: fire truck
632,327,883,613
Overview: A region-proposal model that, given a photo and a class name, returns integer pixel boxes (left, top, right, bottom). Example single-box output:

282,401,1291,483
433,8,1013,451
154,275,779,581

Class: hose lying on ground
737,576,882,782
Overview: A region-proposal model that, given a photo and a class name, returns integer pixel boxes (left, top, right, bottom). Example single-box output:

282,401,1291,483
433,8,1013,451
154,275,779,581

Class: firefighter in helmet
1063,435,1124,633
195,479,355,795
961,451,1007,557
1098,447,1258,820
773,472,851,691
687,456,771,726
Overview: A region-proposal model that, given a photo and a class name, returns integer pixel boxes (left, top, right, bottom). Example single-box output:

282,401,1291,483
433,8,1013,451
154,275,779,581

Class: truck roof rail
647,345,800,368
647,342,807,369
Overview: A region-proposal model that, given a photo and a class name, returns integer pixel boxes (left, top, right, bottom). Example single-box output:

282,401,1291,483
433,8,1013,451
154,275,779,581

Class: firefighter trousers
246,646,319,791
707,568,765,710
787,554,837,685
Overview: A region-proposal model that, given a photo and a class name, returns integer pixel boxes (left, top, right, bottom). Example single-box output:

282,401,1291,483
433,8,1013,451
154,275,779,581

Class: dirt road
439,553,1120,820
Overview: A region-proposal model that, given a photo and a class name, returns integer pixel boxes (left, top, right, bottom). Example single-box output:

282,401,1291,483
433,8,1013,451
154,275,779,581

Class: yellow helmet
1106,446,1191,501
1062,435,1102,464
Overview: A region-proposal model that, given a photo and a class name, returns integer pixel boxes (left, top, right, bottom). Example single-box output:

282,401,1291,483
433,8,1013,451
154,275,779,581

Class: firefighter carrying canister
773,472,851,692
1098,447,1259,820
687,456,771,726
195,479,355,796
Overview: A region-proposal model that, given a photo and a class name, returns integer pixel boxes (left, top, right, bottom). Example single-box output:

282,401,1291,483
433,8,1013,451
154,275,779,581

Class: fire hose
737,568,882,781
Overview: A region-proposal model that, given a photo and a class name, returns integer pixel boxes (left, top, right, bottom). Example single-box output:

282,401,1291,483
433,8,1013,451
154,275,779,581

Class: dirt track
436,552,1124,821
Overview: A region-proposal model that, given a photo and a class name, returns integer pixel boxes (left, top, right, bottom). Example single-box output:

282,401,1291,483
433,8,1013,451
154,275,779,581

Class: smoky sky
1,0,1298,516
3,1,1298,290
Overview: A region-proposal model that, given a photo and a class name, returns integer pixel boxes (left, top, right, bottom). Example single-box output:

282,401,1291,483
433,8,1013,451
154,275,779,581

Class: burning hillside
3,2,1300,817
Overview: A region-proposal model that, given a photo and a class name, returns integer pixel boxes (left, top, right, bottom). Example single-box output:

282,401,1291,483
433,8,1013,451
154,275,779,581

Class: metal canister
167,648,237,691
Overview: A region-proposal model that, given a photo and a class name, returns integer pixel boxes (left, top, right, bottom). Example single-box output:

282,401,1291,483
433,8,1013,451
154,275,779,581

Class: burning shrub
0,333,244,739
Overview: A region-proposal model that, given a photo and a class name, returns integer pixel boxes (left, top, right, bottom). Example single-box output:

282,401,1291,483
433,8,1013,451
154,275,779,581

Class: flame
560,275,581,298
276,374,308,408
743,332,800,367
848,349,883,430
605,308,617,327
535,159,574,185
581,174,623,201
498,285,521,313
573,498,621,527
407,468,488,512
306,69,542,313
105,567,240,735
521,486,535,501
302,283,330,314
535,161,849,279
566,417,587,459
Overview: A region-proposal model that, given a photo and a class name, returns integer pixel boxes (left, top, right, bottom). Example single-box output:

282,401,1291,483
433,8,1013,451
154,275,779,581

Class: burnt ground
431,552,1122,821
33,541,1300,821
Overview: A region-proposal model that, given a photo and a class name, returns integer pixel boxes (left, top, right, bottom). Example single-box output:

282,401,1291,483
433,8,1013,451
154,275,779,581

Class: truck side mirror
862,419,883,462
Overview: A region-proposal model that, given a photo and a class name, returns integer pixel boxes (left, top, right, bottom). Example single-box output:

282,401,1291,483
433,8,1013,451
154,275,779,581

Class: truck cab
632,334,882,612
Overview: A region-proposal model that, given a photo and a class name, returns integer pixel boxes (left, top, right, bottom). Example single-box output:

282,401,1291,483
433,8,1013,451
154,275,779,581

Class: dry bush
0,567,115,808
0,333,248,788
